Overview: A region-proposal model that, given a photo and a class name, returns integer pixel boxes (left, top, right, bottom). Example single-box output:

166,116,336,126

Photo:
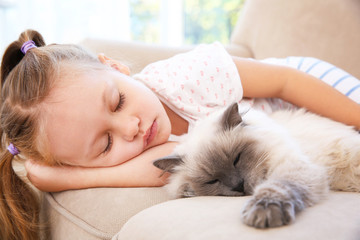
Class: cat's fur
154,103,360,228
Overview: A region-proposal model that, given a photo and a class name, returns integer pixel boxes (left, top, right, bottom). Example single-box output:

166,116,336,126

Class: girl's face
44,69,171,167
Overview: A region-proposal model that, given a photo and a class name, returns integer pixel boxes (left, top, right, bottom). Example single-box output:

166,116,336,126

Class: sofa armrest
80,39,193,74
80,39,253,74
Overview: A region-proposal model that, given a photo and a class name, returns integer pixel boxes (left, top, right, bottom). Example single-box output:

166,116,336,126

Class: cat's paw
241,197,296,228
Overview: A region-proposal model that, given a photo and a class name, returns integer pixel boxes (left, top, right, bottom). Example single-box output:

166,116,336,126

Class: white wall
0,0,133,54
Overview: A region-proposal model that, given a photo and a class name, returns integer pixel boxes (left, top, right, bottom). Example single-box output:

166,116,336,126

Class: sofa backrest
231,0,360,78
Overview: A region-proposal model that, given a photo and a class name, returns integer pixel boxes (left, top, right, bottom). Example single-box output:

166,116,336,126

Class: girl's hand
25,160,91,192
25,142,178,192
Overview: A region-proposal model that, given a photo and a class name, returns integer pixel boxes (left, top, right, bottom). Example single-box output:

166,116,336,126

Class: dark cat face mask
154,103,269,198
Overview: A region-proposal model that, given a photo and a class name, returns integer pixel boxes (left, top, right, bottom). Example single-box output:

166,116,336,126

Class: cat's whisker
254,153,268,169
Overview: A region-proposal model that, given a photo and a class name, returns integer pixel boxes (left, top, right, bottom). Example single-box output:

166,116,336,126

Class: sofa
42,0,360,239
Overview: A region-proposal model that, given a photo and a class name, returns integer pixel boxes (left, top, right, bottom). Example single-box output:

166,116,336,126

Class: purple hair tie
21,40,37,54
7,143,20,156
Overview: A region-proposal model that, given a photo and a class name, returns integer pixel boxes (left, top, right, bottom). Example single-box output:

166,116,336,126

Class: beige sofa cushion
43,188,170,239
231,0,360,79
115,192,360,240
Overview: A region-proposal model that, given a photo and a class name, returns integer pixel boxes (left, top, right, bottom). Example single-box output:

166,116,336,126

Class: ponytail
1,29,45,88
0,150,40,240
0,29,45,240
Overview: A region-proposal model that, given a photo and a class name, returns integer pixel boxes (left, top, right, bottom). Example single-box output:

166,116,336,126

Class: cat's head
154,103,269,198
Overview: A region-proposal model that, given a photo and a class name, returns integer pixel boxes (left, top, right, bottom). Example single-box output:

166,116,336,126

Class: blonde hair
0,29,103,240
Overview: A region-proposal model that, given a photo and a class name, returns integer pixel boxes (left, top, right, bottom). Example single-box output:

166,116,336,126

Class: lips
144,121,158,148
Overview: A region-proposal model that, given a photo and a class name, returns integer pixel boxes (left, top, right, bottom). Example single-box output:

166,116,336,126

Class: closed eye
234,152,241,167
205,179,219,185
103,133,113,154
114,92,125,112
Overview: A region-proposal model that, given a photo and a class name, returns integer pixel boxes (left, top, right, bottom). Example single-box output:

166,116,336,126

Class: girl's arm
233,57,360,129
25,142,177,192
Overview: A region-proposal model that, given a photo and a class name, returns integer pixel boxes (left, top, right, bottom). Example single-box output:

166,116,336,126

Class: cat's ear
153,154,184,173
221,102,242,130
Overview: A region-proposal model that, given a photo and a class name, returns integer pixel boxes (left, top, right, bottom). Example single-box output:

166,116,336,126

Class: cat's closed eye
205,179,219,185
233,152,241,167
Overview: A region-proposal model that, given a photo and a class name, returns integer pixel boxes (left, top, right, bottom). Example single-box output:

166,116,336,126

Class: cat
153,102,360,229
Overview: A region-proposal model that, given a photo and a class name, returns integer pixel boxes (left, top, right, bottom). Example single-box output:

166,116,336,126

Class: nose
231,179,244,193
115,115,140,142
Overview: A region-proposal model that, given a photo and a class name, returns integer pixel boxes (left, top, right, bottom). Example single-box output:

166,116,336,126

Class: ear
221,102,242,130
153,154,184,173
98,53,130,76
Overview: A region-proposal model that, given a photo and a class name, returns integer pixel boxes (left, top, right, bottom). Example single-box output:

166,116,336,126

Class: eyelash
103,133,113,154
103,93,125,154
115,92,125,112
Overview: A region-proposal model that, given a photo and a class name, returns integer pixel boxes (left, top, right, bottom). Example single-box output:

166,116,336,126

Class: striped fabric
261,57,360,104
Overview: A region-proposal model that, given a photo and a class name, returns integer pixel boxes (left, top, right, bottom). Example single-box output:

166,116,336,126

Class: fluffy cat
154,103,360,228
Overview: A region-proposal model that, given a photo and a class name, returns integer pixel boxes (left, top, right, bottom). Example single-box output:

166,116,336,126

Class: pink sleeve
133,42,243,125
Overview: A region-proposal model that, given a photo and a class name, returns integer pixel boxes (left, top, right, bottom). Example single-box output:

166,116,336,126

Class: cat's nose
231,179,244,192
